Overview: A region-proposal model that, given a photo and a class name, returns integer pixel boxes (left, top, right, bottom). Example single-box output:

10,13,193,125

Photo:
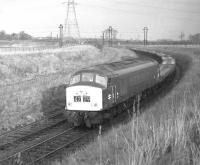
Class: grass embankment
53,46,200,165
0,45,137,133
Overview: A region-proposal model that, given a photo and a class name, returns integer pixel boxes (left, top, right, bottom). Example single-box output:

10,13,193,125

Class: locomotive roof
74,57,158,77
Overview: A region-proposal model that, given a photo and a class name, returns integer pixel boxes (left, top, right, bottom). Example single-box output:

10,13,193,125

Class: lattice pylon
63,0,80,42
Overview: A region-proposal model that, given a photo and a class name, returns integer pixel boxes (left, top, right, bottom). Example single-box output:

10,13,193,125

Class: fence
0,46,58,53
0,44,79,54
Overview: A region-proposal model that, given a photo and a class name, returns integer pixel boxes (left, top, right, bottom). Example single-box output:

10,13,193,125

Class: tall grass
53,47,200,165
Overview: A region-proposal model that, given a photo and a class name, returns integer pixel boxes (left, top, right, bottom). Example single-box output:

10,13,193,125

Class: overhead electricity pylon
63,0,81,43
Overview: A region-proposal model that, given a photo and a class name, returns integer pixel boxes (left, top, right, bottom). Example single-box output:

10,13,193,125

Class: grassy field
52,46,200,165
0,40,58,47
0,45,137,132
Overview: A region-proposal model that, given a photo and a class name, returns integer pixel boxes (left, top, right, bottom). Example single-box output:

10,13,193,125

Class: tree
11,33,20,40
189,33,200,44
0,30,32,40
0,30,6,39
19,31,32,40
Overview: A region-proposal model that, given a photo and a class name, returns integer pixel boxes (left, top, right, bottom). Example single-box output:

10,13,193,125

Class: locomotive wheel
112,107,118,117
84,112,103,128
85,118,92,128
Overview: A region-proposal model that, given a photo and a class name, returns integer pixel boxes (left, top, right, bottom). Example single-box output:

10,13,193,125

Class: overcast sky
0,0,200,40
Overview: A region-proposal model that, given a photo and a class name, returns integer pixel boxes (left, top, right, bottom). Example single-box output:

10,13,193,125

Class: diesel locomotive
64,51,176,127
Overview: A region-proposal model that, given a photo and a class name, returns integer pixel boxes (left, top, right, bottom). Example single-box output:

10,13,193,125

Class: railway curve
0,48,181,165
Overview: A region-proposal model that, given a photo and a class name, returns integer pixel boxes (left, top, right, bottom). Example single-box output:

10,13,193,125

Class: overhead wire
80,0,200,15
77,0,200,23
2,0,199,39
78,3,147,16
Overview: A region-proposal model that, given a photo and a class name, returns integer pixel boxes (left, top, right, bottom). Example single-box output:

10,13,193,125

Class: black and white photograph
0,0,200,164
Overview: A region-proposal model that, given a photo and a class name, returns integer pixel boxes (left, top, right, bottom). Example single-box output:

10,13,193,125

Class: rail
0,111,67,154
0,127,88,165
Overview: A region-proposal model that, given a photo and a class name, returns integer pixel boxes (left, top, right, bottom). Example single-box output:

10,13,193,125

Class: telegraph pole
102,26,118,47
109,26,113,47
145,27,148,45
59,24,63,47
102,31,105,46
143,27,148,46
179,32,185,41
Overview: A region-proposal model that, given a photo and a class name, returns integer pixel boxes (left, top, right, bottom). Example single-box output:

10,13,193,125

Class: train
64,50,176,127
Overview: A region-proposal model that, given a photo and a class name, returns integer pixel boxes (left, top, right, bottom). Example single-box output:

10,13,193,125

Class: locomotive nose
66,86,103,111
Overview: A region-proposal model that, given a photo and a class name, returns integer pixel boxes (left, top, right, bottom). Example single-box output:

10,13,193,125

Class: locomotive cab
66,72,108,111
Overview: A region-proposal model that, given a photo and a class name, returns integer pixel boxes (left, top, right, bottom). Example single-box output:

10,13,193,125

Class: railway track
0,50,180,165
0,112,65,147
0,111,69,157
0,66,180,165
0,127,89,165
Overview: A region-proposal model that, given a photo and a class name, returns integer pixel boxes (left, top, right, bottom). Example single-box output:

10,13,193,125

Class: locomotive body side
104,60,159,107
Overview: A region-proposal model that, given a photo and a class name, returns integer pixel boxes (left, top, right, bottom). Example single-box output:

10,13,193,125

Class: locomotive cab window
70,75,80,85
95,74,107,87
82,73,94,82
